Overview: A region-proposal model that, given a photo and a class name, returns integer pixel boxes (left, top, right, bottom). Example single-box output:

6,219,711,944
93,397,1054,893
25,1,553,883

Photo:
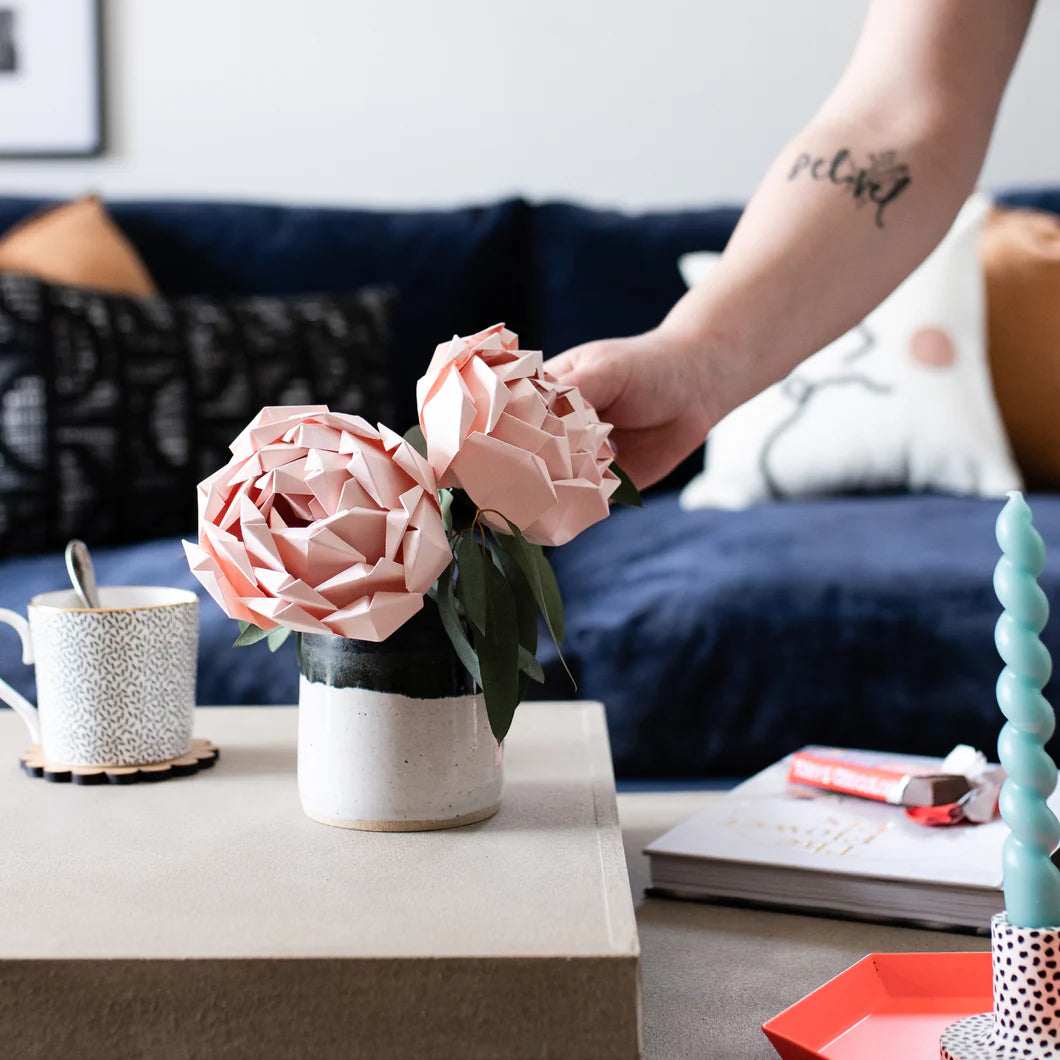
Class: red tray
762,951,991,1060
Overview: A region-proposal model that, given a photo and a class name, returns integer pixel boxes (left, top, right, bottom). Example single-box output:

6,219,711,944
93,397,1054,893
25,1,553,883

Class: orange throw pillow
0,195,157,296
982,205,1060,490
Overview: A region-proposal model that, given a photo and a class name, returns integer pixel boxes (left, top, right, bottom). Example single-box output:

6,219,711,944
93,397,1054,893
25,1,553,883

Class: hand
544,327,717,489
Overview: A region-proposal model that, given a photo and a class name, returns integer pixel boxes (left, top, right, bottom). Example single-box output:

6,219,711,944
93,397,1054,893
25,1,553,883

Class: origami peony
183,406,453,642
416,324,620,546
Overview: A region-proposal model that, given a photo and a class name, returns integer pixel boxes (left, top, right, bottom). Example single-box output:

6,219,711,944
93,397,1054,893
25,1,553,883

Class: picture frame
0,0,104,158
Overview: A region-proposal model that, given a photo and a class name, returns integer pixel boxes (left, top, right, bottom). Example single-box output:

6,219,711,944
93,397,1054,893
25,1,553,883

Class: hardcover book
646,747,1043,931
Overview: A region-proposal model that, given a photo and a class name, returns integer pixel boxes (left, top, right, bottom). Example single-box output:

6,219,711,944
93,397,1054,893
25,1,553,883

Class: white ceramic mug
0,586,199,767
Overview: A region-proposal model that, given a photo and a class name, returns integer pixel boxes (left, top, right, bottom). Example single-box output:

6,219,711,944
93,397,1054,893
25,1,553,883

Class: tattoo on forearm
787,148,911,229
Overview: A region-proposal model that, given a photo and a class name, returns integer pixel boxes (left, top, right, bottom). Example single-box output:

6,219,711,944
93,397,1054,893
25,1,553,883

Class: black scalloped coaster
20,738,219,785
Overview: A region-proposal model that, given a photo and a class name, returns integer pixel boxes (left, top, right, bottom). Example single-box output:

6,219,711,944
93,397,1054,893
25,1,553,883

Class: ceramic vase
296,603,503,831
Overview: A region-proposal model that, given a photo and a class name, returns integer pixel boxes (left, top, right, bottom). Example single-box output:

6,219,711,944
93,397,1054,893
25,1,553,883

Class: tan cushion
0,195,157,296
982,205,1060,490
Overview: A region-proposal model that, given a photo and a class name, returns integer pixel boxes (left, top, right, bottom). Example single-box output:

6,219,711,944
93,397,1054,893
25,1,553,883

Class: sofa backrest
3,186,1056,490
0,197,533,433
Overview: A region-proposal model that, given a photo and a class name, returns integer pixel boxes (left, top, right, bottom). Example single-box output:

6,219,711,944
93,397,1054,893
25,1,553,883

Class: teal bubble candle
995,490,1060,928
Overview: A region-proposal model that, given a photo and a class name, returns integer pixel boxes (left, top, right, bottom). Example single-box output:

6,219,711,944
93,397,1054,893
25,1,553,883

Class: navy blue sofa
2,189,1058,778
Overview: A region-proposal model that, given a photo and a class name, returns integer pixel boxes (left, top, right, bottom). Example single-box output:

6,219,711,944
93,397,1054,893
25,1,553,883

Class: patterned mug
0,586,199,767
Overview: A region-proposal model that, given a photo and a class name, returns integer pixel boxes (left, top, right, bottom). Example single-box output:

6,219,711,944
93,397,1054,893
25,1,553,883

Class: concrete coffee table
0,702,988,1059
0,702,640,1058
620,791,988,1059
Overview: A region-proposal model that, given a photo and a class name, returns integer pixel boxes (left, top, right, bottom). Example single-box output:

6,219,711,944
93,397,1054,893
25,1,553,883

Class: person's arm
546,0,1037,488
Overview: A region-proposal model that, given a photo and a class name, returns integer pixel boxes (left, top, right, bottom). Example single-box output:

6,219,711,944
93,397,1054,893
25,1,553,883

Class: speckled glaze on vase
296,603,503,831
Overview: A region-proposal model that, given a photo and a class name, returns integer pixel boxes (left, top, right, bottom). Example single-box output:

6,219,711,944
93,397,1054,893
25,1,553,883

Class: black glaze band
298,601,475,699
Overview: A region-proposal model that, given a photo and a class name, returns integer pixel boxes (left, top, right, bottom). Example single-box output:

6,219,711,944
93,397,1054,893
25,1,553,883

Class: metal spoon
64,539,101,609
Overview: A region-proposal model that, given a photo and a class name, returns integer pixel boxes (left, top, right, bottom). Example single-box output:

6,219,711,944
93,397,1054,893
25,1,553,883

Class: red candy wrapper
787,746,1003,827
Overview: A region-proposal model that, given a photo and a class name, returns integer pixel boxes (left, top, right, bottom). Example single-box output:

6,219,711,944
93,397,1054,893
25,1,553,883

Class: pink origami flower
416,324,620,546
183,406,453,642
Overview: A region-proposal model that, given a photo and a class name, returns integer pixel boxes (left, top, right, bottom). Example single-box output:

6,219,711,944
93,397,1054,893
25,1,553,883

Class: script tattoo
788,148,911,229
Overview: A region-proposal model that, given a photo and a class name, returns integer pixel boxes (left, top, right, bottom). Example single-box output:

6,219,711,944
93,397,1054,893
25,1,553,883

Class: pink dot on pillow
909,327,957,368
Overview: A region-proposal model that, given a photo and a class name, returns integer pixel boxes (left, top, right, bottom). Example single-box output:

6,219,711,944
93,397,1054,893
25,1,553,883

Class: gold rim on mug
28,586,199,614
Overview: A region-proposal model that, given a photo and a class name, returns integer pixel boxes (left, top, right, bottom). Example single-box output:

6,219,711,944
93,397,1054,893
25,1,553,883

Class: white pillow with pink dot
677,192,1023,511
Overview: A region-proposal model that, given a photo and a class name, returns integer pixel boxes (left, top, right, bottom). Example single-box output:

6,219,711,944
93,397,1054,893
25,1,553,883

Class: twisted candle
995,490,1060,928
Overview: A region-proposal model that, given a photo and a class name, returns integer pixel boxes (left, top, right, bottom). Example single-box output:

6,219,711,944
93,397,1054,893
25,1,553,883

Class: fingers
606,429,664,490
543,339,629,416
607,426,695,490
542,342,595,387
546,334,708,488
542,346,580,381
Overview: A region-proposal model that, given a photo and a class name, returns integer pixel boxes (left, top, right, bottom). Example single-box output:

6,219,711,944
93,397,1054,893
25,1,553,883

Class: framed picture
0,0,103,157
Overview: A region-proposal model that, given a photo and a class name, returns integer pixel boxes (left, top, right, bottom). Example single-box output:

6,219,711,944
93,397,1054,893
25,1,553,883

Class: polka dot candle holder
940,912,1060,1059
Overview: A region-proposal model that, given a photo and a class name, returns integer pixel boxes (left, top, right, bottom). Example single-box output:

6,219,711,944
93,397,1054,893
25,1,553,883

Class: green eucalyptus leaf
233,622,271,648
437,566,481,686
492,524,575,690
499,519,566,643
267,626,292,653
456,534,488,634
493,520,563,644
492,543,545,694
439,489,455,533
474,560,521,743
490,540,538,660
517,645,545,684
530,547,565,644
609,459,643,507
403,423,428,459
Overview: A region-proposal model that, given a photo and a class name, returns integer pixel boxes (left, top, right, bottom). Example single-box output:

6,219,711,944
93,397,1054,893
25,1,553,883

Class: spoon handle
65,539,101,609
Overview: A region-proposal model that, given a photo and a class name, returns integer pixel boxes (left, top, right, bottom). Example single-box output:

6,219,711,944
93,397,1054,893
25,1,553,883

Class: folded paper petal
416,325,618,547
183,540,272,628
185,406,453,642
524,474,621,546
451,434,557,533
253,568,335,613
241,597,330,635
232,406,329,459
322,592,424,641
403,493,456,594
420,365,475,479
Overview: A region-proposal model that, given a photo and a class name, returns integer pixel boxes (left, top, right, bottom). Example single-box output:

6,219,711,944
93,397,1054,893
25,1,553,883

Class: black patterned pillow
0,273,395,555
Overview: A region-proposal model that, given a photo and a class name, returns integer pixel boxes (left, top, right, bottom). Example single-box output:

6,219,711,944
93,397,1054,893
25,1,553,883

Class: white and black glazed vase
296,603,503,831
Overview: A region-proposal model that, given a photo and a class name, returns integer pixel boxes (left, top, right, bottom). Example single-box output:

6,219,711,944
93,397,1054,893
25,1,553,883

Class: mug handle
0,609,40,744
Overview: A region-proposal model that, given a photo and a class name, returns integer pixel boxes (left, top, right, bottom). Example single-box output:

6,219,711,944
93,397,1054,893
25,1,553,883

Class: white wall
1,0,1058,209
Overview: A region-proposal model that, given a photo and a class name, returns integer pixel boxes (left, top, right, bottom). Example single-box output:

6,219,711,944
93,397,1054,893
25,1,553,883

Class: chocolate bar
788,749,972,807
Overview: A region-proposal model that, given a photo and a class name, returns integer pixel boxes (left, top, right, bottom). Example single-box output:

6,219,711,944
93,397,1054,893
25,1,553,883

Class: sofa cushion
679,194,1022,509
4,491,1054,777
0,196,158,296
544,490,1060,778
995,187,1060,215
0,273,394,555
528,188,1060,356
528,201,740,490
529,201,741,355
982,204,1060,490
0,197,532,433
